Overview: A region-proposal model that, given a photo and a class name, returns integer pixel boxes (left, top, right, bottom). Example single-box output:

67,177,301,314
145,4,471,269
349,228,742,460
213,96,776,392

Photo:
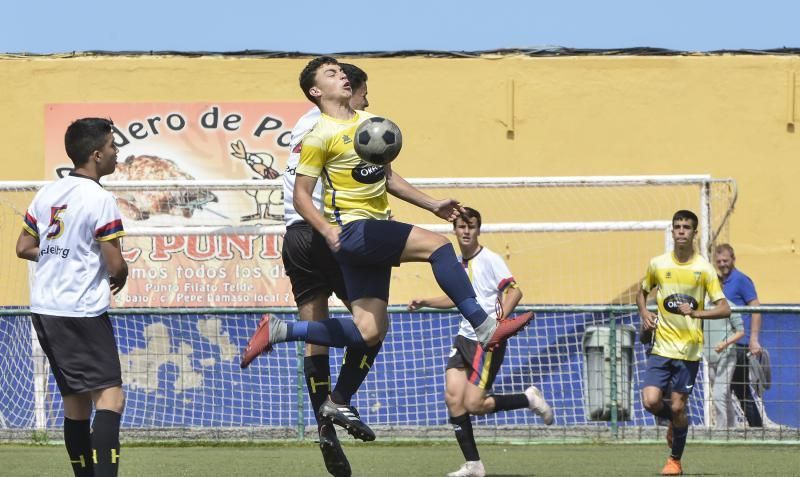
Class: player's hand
678,302,696,317
715,341,728,353
109,276,127,295
407,299,426,311
432,199,466,222
323,226,342,252
640,310,658,330
749,339,763,357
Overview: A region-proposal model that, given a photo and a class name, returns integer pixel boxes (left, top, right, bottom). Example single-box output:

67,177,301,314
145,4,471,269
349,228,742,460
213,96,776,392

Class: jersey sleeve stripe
323,169,344,226
97,230,126,242
23,212,39,238
498,277,516,291
95,219,125,239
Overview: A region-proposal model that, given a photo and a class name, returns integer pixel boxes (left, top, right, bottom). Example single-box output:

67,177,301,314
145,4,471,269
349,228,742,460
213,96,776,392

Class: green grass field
1,442,796,477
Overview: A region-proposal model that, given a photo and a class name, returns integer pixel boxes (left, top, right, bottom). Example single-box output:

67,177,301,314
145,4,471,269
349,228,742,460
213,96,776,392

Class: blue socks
286,319,367,348
670,425,689,459
429,244,488,329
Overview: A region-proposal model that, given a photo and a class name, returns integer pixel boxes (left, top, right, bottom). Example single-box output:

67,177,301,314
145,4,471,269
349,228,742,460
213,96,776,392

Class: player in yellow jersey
240,56,533,442
637,210,731,476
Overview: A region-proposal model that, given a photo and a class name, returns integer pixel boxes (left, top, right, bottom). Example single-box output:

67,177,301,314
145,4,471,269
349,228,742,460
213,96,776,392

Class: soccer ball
354,117,403,166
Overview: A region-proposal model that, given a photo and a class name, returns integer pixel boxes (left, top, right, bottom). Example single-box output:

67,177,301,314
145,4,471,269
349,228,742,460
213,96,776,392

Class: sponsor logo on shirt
351,161,385,184
663,293,698,314
342,134,352,144
39,244,70,259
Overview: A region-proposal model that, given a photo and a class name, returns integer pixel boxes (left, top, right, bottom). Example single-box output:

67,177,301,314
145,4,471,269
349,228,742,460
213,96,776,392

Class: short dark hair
64,118,114,167
672,209,698,229
715,243,735,257
340,63,368,92
455,207,482,230
299,56,338,105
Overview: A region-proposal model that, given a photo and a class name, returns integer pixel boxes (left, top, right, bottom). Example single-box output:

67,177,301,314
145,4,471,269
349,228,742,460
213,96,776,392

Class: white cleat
525,385,554,425
447,460,486,477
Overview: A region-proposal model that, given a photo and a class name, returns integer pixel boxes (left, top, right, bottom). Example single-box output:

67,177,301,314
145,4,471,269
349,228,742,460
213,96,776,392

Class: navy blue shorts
334,219,413,301
642,354,700,395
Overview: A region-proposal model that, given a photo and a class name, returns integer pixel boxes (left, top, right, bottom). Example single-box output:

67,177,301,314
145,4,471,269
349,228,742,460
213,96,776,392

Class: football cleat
318,423,351,477
525,385,554,425
319,397,375,442
240,314,274,369
661,456,682,476
447,460,486,477
484,312,534,351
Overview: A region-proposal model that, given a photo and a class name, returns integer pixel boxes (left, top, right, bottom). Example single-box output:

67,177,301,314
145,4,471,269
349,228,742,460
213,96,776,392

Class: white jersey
23,174,126,317
457,246,517,341
283,106,324,226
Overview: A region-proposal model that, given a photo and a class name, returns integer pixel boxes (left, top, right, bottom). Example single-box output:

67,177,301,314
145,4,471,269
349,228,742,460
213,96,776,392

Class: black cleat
319,397,376,442
318,423,351,477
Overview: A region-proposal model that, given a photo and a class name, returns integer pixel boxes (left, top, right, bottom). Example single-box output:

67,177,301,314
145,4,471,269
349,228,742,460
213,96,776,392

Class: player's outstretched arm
100,238,128,294
15,230,39,262
385,167,465,221
407,295,455,311
499,286,523,319
294,173,340,251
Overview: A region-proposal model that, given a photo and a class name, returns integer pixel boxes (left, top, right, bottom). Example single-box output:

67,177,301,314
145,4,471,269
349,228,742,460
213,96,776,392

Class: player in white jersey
16,118,128,477
408,208,553,477
278,63,368,477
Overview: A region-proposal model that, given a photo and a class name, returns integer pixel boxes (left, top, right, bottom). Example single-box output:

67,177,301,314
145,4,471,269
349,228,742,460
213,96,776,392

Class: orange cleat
240,314,274,368
661,456,682,476
484,312,534,351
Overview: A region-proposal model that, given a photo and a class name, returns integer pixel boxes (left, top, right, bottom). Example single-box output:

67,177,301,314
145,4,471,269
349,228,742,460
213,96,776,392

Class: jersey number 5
47,205,68,239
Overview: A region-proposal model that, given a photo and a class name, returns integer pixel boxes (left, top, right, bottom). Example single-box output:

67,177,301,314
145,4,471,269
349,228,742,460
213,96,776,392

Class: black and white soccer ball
354,117,403,166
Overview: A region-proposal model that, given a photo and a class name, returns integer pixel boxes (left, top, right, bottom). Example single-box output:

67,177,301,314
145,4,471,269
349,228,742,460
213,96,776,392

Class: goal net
0,175,739,439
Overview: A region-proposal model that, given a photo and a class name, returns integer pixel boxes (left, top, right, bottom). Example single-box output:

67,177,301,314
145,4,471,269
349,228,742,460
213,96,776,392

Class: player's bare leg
444,369,485,477
645,386,689,475
400,226,533,350
642,386,672,444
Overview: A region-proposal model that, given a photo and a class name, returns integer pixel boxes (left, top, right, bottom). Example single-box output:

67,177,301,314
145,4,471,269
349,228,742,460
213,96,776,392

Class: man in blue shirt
714,243,764,427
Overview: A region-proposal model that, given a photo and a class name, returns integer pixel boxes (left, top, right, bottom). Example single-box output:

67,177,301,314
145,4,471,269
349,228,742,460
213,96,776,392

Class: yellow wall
1,54,798,303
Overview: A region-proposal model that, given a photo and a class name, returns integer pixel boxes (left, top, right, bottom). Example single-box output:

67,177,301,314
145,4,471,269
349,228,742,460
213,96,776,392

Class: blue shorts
334,219,413,302
642,355,700,395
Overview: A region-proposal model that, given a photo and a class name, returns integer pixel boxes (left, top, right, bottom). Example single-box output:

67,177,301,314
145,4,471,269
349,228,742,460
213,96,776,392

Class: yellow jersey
642,252,726,361
296,110,390,225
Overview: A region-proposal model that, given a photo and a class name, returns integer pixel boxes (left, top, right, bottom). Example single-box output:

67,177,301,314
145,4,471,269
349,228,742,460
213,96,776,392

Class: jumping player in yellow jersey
637,210,731,476
241,56,533,442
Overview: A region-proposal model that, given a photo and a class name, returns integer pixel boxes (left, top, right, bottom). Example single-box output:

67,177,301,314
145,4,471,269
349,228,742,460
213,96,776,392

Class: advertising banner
45,103,310,308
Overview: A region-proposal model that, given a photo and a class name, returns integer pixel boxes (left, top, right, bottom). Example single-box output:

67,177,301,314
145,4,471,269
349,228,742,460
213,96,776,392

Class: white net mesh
1,308,703,434
0,175,744,440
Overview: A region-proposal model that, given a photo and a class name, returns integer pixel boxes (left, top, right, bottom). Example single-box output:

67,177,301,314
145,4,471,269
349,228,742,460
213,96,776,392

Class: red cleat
240,314,274,368
484,311,534,351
